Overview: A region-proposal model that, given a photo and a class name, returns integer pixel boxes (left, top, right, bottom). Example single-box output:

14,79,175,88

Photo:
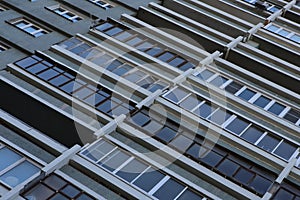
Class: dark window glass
96,22,114,32
153,179,185,200
196,69,215,80
77,193,95,200
240,126,264,143
209,75,228,87
200,149,224,167
283,109,300,123
234,168,255,185
73,87,94,100
238,88,256,101
97,99,118,114
83,92,106,106
208,109,232,125
193,102,216,118
257,135,281,152
273,189,295,200
43,175,67,191
155,126,178,143
146,47,164,56
91,54,113,66
61,185,80,198
249,175,271,195
105,27,124,36
225,81,243,94
23,184,55,199
70,44,91,55
15,57,39,68
50,193,68,200
268,102,285,115
177,189,203,200
273,141,297,160
133,168,165,192
131,112,150,127
178,62,194,71
0,148,22,172
253,96,271,108
116,159,148,182
157,52,175,62
225,117,250,135
60,38,82,49
168,57,185,67
217,159,240,177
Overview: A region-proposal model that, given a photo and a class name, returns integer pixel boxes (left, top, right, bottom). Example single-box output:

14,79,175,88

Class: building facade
0,0,299,199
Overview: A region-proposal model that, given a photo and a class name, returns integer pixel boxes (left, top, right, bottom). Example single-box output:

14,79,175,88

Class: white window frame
47,5,83,22
88,0,114,10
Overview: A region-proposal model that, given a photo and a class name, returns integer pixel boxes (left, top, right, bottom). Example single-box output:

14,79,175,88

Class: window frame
9,18,49,37
47,5,83,22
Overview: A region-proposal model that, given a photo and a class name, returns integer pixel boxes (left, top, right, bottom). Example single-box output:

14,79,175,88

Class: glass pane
208,109,232,125
100,150,131,172
267,102,285,115
217,159,240,177
130,112,150,127
84,92,106,106
136,41,154,52
114,31,133,41
209,75,228,87
234,168,255,185
112,64,133,76
23,184,55,200
257,134,281,152
125,37,143,46
15,57,39,68
273,189,295,200
193,102,216,118
179,95,202,111
253,96,271,108
60,80,83,94
155,126,178,143
225,81,243,94
61,185,80,198
105,27,124,36
290,34,300,43
146,47,164,57
249,175,271,195
0,161,40,187
96,22,114,32
240,126,264,143
278,29,290,37
27,63,48,74
267,25,280,32
168,57,185,67
37,69,60,81
24,26,39,34
169,135,193,152
283,109,300,123
50,193,68,200
43,175,67,191
273,141,297,160
177,189,203,200
157,52,175,62
238,88,256,101
106,60,123,71
196,69,215,81
116,159,148,182
49,75,70,86
133,168,165,192
153,179,185,200
164,88,190,104
178,62,194,71
82,140,115,162
0,148,22,172
200,150,223,167
73,87,94,100
225,117,250,135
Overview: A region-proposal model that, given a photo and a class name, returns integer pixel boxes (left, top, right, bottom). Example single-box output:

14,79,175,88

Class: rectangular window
11,18,49,37
88,0,113,10
0,43,8,52
48,5,82,22
22,174,96,199
265,23,300,44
